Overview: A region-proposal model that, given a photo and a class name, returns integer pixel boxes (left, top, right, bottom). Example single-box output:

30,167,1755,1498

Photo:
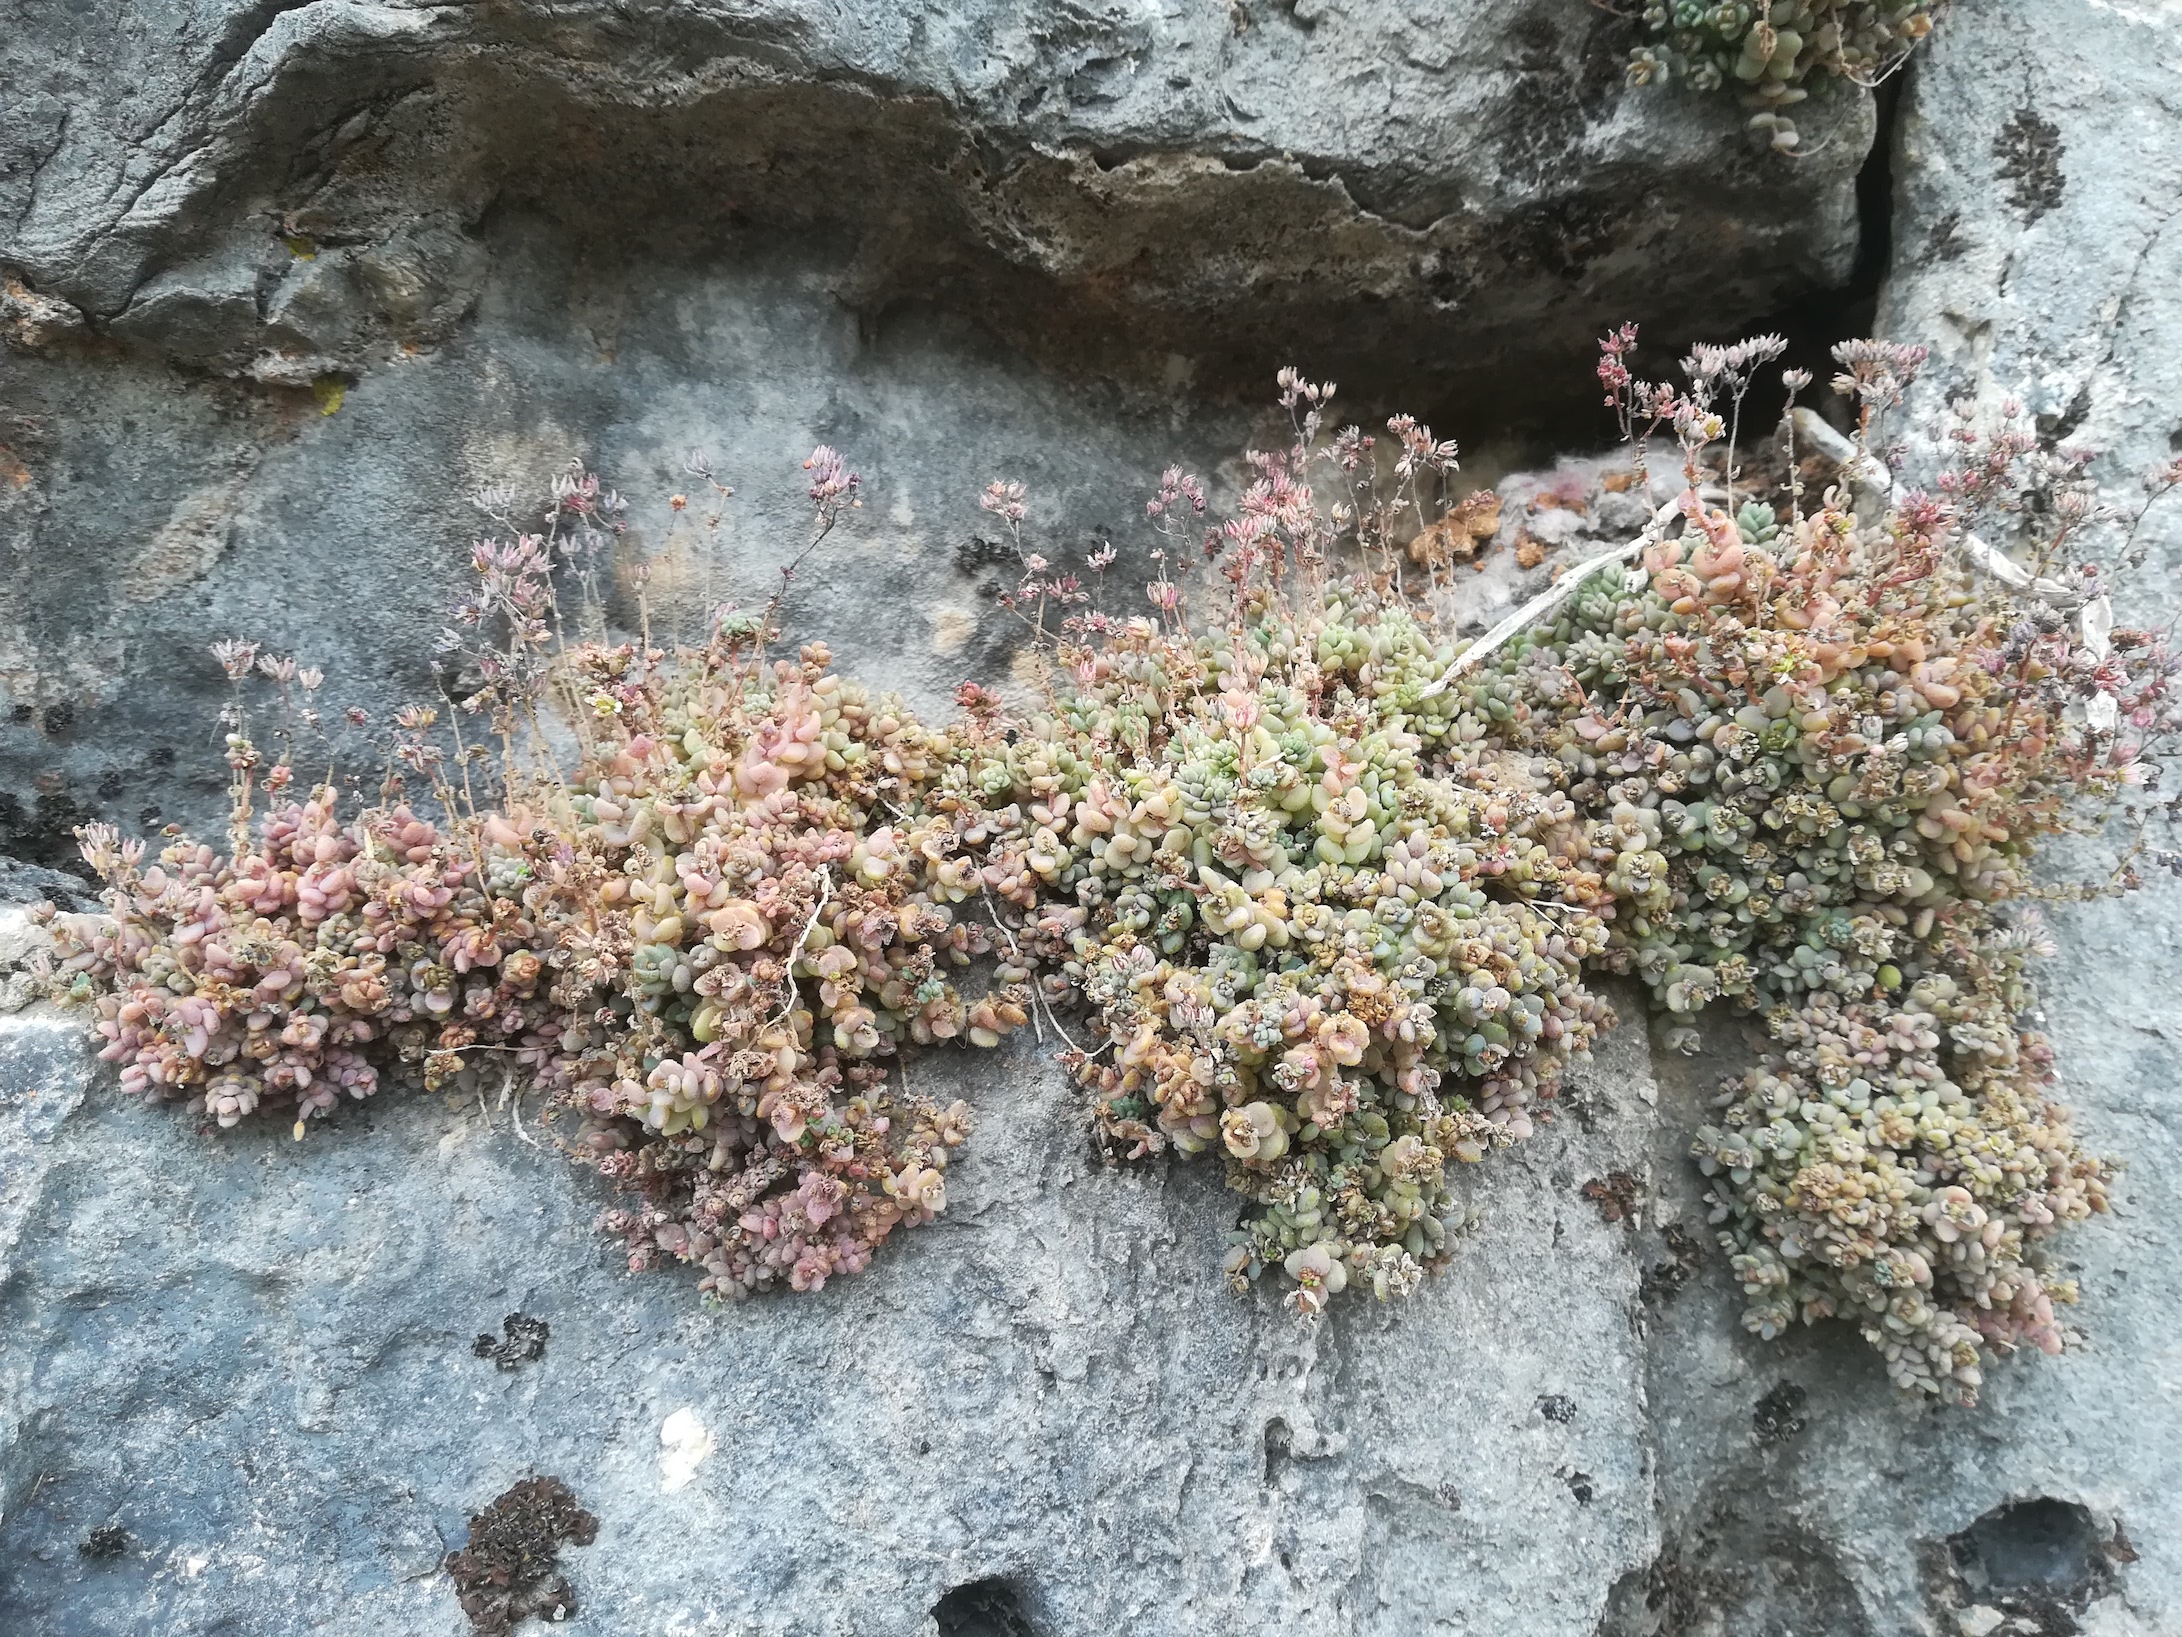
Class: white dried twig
979,883,1082,1050
1793,409,2085,606
501,1065,538,1147
1792,408,1886,494
1956,531,2082,605
771,864,833,1025
1418,498,1681,697
1035,987,1081,1054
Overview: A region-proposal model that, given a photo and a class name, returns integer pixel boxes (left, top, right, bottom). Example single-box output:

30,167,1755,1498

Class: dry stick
981,881,1086,1052
1524,896,1587,924
442,707,497,892
497,1063,539,1147
1795,411,2122,740
1416,497,1684,698
770,864,834,1026
1419,420,2119,706
1036,987,1082,1054
1789,410,2088,606
979,884,1070,1049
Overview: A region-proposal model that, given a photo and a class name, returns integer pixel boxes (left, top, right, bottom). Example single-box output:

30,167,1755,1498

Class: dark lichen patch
1753,1381,1808,1445
445,1476,598,1635
1994,108,2065,223
1538,1393,1577,1424
472,1313,549,1371
953,534,1018,577
1502,193,1633,282
1582,1170,1642,1228
1639,1223,1704,1305
1560,1467,1595,1504
1923,209,1971,264
931,1575,1038,1637
77,1524,130,1561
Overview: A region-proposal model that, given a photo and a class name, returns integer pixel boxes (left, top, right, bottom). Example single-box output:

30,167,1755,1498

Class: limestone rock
0,2,1876,857
1596,7,2182,1635
1,1,1869,383
0,1007,1661,1635
5,1,2182,1633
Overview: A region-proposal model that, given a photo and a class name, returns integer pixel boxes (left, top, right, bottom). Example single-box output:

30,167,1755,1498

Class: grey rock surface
1610,950,2179,1637
0,1005,1661,1637
5,0,2182,1634
1594,8,2182,1636
0,247,1265,856
0,0,1877,859
0,0,1868,385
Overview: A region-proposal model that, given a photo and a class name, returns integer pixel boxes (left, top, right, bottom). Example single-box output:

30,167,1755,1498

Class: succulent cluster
951,592,1611,1312
1481,383,2162,1019
1450,334,2174,1400
56,791,537,1129
539,641,1025,1299
48,461,1026,1304
1698,971,2108,1401
1627,1,1940,153
40,338,2169,1405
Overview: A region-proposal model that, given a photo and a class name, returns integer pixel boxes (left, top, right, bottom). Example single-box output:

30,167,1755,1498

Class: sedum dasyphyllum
49,457,1030,1302
43,340,2177,1405
1627,0,1942,154
942,377,1619,1314
1452,335,2177,1400
524,637,1028,1299
948,591,1613,1313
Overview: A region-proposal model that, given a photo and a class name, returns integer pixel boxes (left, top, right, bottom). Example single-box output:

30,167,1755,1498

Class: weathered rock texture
1602,8,2182,1635
4,1,2181,1635
0,1008,1664,1636
1,0,1869,386
0,0,1877,857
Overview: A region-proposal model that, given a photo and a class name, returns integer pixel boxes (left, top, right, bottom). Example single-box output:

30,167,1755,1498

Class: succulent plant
539,640,1025,1299
1630,0,1941,152
1443,333,2172,1400
946,589,1611,1312
48,458,1027,1304
42,340,2173,1408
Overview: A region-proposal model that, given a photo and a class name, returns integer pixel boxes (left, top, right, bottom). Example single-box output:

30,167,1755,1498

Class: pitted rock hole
1599,1517,1873,1637
931,1576,1037,1637
1262,1416,1293,1485
1942,1497,2125,1632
